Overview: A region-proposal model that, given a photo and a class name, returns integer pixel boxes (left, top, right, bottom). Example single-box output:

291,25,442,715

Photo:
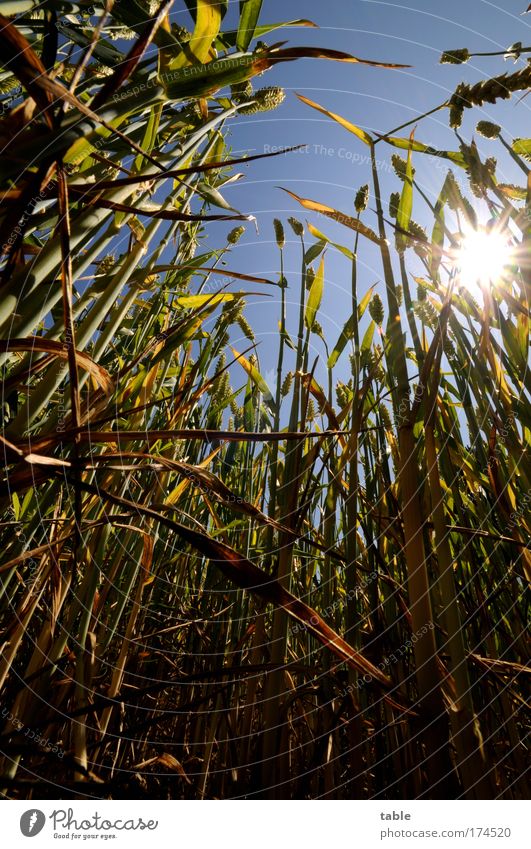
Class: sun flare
454,225,513,295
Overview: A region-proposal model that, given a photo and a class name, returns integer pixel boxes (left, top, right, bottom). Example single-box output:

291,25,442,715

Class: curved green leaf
396,132,414,251
237,0,264,51
305,255,325,330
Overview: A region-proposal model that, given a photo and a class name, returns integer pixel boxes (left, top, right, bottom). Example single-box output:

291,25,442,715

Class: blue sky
183,0,531,395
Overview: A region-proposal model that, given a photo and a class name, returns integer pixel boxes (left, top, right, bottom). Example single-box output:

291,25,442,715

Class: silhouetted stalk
262,231,307,796
370,142,455,795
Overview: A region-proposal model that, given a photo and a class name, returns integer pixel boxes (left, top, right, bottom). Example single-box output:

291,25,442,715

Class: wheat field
0,1,529,801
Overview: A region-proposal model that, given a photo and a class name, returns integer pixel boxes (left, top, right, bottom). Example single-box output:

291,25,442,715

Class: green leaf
11,491,20,521
149,318,205,366
196,181,240,212
243,375,255,431
361,319,376,354
20,487,33,519
237,0,264,51
327,285,375,368
498,312,528,372
512,138,531,160
304,240,326,265
328,316,355,369
497,183,527,201
430,174,450,278
280,322,297,350
134,102,162,173
396,132,414,251
57,23,124,64
383,135,466,167
297,94,373,146
305,255,325,330
176,293,250,308
307,223,354,259
358,285,377,321
170,0,223,69
219,18,317,48
231,347,276,412
163,53,258,100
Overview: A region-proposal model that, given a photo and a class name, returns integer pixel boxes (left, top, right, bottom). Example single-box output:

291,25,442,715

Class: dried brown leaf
0,338,114,395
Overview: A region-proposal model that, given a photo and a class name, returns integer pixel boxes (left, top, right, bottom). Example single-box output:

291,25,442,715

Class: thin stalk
370,141,456,795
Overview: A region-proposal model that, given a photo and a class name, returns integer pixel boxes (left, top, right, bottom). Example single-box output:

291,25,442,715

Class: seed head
273,218,285,249
231,81,253,102
440,48,470,65
354,184,369,213
414,299,438,329
281,372,294,397
448,65,531,129
172,24,191,43
379,404,392,431
146,1,162,16
368,293,385,325
336,382,349,408
405,220,428,253
391,154,415,181
504,41,522,63
288,217,304,237
0,75,19,95
449,100,465,130
111,26,136,41
239,86,285,115
513,138,531,163
90,62,114,78
369,346,385,381
96,254,116,275
237,314,255,342
497,182,527,199
476,120,501,139
389,192,400,219
227,226,245,245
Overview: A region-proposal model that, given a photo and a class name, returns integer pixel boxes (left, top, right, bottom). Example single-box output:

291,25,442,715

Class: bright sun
454,225,513,296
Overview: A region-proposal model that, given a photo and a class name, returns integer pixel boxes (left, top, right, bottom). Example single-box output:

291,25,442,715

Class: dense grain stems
370,143,454,793
425,417,495,798
345,227,361,652
342,231,366,788
0,101,240,347
524,171,531,338
57,168,82,569
0,5,529,800
322,461,338,638
258,254,287,781
267,246,286,545
97,539,150,740
0,92,157,332
262,235,306,796
345,431,360,647
6,157,203,432
7,262,143,433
